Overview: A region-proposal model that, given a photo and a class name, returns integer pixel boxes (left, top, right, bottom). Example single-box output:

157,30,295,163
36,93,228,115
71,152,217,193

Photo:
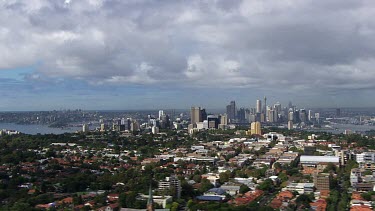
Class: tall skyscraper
267,108,277,123
152,126,159,134
294,110,300,123
237,108,246,122
288,121,293,130
226,101,237,121
256,100,262,113
267,108,274,123
299,109,307,123
274,102,281,112
220,114,228,125
190,107,203,125
249,114,256,123
263,96,267,114
158,110,164,119
160,114,170,129
82,124,89,133
207,115,219,129
131,120,139,132
288,109,294,122
124,118,131,131
100,123,106,132
201,108,207,121
250,121,262,135
245,109,250,122
308,110,312,121
315,113,320,124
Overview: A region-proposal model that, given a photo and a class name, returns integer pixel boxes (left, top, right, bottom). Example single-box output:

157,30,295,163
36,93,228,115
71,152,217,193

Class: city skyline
1,1,375,110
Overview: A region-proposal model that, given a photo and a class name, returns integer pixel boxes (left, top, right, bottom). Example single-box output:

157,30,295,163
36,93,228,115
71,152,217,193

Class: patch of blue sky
0,66,35,80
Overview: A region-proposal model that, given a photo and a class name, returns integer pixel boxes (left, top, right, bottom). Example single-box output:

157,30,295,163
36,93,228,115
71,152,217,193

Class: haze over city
1,0,375,110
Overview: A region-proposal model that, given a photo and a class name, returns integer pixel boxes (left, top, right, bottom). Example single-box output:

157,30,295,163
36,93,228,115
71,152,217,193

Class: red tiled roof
60,197,73,204
352,192,365,201
269,198,282,209
350,205,373,211
277,191,293,200
232,190,264,205
310,199,327,211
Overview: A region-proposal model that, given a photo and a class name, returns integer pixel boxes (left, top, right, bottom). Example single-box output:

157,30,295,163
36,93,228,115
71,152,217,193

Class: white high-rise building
315,113,320,123
158,110,164,119
152,126,159,134
308,110,313,121
288,110,294,121
288,121,293,130
100,123,106,132
82,124,89,133
256,100,262,113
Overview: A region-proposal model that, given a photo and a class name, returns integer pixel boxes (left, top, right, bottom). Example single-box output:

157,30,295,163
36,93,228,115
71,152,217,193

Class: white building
356,152,375,163
191,146,205,151
158,110,164,119
82,124,89,133
282,183,314,194
138,194,172,208
220,183,240,196
300,156,340,166
158,175,181,199
263,132,285,142
152,126,159,134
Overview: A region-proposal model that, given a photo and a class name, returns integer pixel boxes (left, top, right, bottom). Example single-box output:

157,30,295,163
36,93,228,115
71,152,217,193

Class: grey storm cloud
1,0,375,92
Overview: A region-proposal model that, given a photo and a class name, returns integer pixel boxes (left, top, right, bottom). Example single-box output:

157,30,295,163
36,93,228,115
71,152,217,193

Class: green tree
361,191,375,201
11,202,31,210
239,184,250,194
296,194,312,208
73,195,83,205
219,171,231,184
323,163,337,173
126,191,138,208
181,180,196,198
278,172,288,182
273,162,282,170
257,179,275,193
193,175,201,183
199,178,214,193
170,202,179,211
119,193,127,208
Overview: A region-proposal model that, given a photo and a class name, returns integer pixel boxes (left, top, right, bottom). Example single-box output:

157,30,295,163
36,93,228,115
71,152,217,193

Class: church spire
147,183,154,211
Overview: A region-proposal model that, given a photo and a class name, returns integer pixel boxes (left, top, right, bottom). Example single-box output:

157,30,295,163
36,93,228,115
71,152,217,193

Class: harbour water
1,122,375,135
307,123,375,134
0,123,80,135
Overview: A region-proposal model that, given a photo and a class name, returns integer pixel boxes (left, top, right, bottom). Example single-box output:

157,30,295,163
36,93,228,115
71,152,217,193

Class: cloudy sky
1,0,375,110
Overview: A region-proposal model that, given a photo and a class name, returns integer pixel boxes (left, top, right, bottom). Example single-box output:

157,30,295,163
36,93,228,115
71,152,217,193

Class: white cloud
0,0,374,94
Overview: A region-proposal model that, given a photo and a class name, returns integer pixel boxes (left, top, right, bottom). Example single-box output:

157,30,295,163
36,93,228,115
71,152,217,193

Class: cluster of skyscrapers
189,107,230,133
224,98,321,127
190,97,322,133
111,118,140,132
82,109,185,134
